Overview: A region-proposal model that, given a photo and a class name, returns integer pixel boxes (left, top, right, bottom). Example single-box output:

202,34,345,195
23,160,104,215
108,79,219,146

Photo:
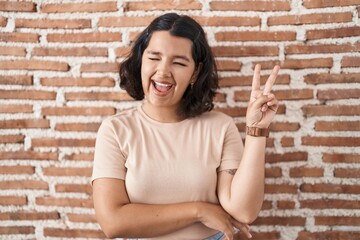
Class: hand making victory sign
246,64,280,129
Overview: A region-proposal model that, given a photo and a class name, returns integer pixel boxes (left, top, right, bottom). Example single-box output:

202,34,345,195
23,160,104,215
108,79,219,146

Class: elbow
224,205,261,224
100,222,121,239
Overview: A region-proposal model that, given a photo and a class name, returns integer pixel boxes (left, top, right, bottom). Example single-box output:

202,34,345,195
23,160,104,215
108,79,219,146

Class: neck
141,102,184,123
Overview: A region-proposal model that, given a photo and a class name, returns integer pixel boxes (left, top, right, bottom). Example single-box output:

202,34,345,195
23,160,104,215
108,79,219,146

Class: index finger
263,65,280,95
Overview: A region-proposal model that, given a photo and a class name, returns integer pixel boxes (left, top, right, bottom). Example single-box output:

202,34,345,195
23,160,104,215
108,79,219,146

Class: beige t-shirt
92,106,243,239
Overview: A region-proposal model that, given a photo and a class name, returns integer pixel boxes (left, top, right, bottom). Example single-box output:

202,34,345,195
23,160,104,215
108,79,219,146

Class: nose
156,60,172,78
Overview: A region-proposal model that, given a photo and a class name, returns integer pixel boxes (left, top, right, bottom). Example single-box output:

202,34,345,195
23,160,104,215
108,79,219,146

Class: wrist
246,126,269,138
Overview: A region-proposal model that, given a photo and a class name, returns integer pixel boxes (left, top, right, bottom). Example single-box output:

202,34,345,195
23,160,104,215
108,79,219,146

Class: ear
191,62,203,84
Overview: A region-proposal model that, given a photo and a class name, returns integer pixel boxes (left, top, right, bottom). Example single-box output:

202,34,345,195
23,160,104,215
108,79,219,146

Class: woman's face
141,30,197,111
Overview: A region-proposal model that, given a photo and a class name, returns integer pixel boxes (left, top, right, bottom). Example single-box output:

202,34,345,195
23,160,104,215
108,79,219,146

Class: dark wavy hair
119,13,219,118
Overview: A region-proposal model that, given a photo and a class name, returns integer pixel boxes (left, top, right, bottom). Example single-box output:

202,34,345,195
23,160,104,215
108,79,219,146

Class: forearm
227,135,266,222
98,202,200,238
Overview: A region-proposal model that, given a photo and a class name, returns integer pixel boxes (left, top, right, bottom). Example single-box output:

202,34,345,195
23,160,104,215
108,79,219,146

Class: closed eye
174,62,187,67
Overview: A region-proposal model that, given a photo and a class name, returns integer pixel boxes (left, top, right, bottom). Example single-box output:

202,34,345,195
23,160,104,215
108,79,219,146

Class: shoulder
198,110,234,125
98,107,140,133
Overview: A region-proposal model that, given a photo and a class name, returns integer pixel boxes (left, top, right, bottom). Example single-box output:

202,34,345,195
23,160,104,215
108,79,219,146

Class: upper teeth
154,81,172,87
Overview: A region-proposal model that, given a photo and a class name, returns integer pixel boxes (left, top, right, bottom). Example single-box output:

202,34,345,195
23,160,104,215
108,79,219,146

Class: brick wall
0,0,359,239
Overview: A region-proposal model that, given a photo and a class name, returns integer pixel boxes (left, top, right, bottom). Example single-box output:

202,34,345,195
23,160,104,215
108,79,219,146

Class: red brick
0,75,32,85
265,167,282,178
342,56,360,67
55,184,92,194
0,119,50,129
268,12,352,25
323,153,359,163
124,0,202,11
0,32,39,42
0,135,24,144
40,77,115,87
0,196,27,206
215,107,247,117
318,89,360,100
265,184,298,194
98,16,155,27
47,32,121,42
32,138,95,148
42,107,115,116
277,200,295,209
315,121,360,131
0,151,58,161
300,183,360,194
15,19,91,29
0,2,36,12
251,231,280,239
55,123,100,132
304,73,360,84
194,16,260,26
0,180,48,190
0,90,56,100
0,46,26,56
65,91,133,101
297,231,360,240
43,167,91,177
270,122,300,132
214,93,226,103
115,47,131,57
254,58,333,69
234,89,313,101
0,60,69,71
64,153,94,161
0,104,33,113
219,74,290,87
33,47,107,57
0,166,35,175
286,42,360,54
216,31,296,42
0,211,59,220
80,62,120,72
41,2,117,13
0,16,6,27
281,137,294,147
36,197,93,208
210,1,290,11
67,213,97,223
303,0,360,8
334,168,360,178
216,60,241,71
266,152,308,163
307,26,360,40
300,199,360,209
0,226,35,234
212,46,278,57
44,228,105,238
302,136,360,146
253,217,305,226
315,216,360,226
302,105,360,116
289,167,324,177
261,201,273,210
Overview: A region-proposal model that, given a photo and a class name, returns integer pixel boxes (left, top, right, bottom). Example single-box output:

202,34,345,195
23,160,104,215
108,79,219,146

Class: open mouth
152,80,174,95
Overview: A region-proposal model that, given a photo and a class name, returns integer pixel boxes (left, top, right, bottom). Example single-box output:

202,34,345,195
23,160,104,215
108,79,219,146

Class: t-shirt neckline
137,105,190,126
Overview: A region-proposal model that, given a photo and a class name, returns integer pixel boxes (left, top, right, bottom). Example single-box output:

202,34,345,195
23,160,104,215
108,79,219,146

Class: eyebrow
146,50,190,62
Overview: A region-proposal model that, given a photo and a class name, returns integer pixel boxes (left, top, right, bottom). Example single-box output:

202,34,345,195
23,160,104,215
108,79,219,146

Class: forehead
146,31,193,59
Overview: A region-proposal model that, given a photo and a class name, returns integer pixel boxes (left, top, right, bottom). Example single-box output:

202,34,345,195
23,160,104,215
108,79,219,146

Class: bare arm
217,64,279,224
92,178,250,239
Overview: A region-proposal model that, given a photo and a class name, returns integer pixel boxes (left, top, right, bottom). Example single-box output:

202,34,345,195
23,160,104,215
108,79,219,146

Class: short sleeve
91,119,127,183
217,120,244,172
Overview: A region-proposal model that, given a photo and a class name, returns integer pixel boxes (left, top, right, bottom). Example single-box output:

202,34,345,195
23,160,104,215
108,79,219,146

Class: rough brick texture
0,0,359,239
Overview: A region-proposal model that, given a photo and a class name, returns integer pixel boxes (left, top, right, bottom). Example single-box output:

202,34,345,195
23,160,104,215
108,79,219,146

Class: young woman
92,13,279,240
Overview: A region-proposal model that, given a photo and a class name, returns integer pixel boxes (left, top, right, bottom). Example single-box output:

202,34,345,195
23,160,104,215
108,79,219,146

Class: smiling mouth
152,80,174,94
